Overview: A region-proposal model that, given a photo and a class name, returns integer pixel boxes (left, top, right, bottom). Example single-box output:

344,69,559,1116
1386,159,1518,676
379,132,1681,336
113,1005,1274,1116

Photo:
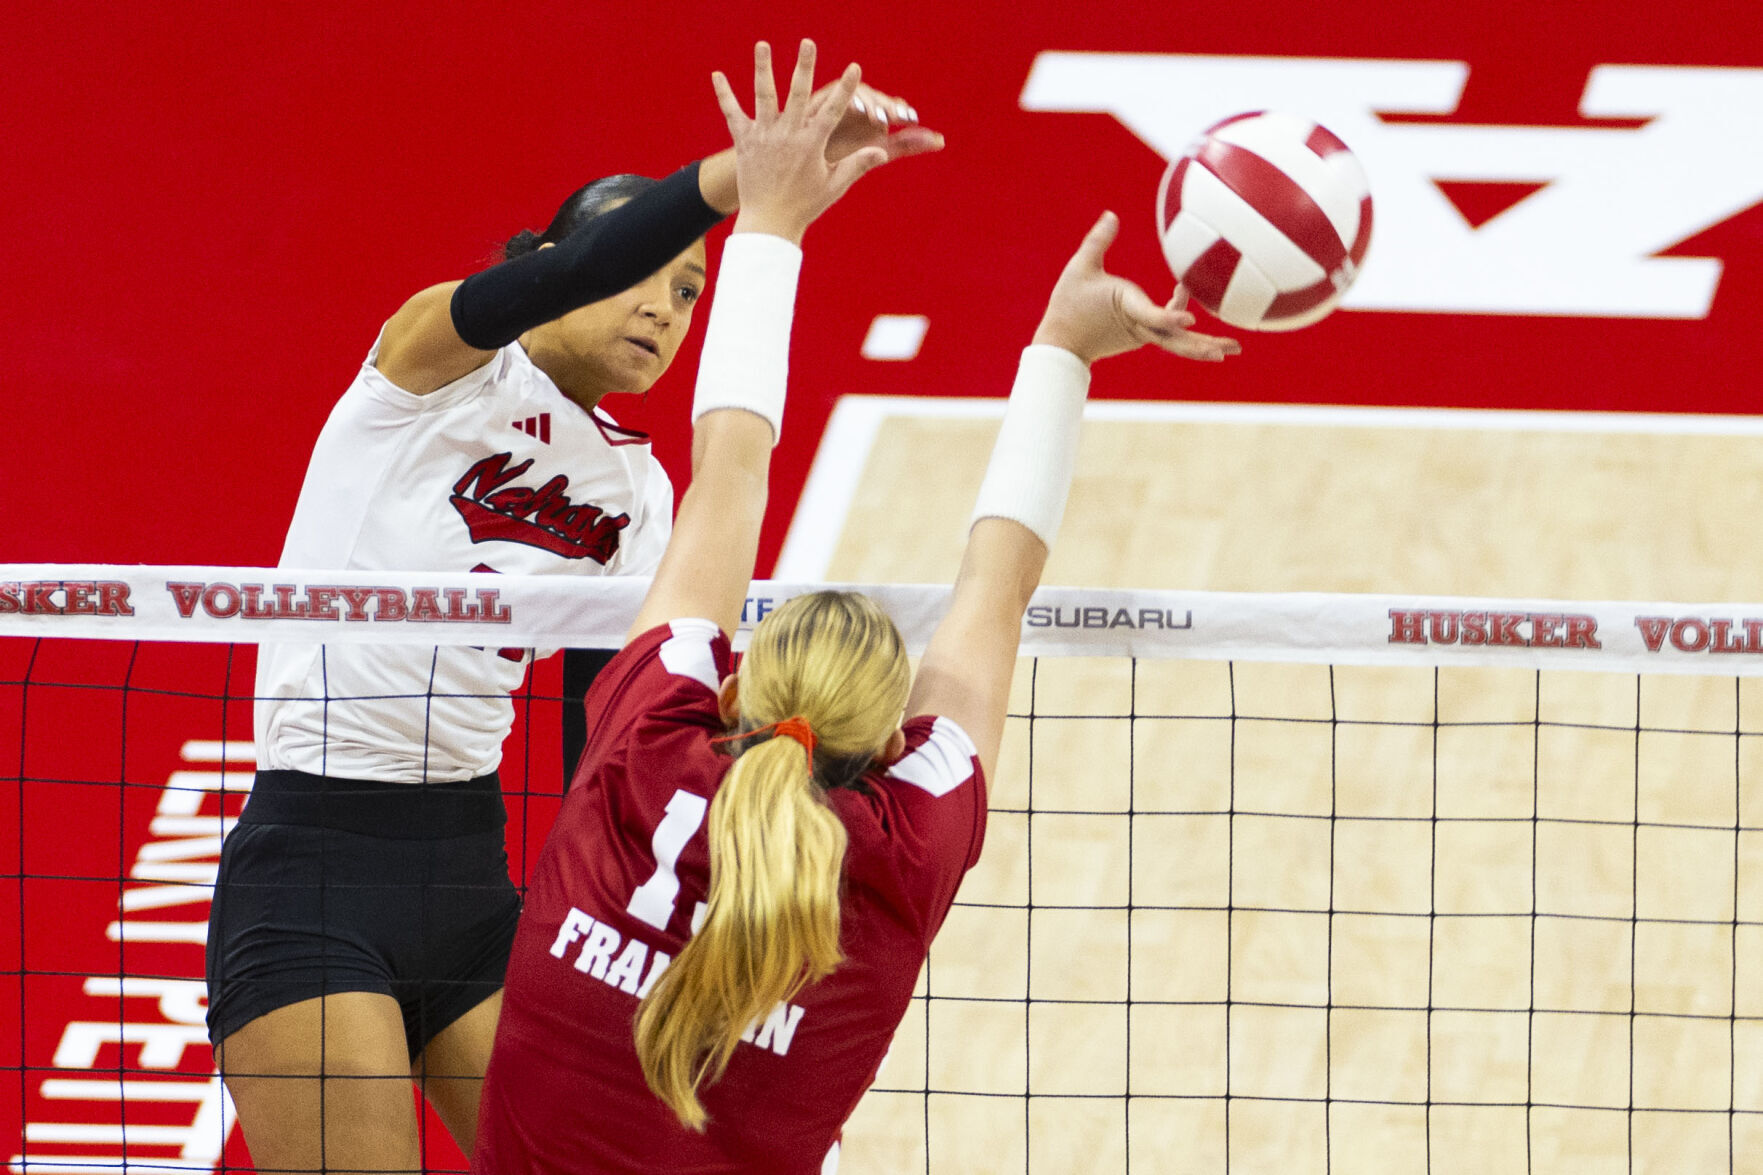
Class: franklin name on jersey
478,620,987,1174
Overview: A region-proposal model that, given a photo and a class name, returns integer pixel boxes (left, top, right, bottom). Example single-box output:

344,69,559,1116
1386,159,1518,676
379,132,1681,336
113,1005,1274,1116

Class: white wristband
690,232,803,446
969,344,1092,547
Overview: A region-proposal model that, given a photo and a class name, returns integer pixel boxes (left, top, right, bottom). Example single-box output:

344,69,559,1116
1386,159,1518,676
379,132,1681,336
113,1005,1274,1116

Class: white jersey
254,335,673,781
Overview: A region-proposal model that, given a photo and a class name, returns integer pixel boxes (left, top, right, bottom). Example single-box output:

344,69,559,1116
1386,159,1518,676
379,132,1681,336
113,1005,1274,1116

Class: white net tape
5,563,1763,673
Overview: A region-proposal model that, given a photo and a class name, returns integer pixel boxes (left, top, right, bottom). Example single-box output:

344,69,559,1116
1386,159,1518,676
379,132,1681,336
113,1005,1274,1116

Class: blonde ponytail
635,737,845,1129
634,591,911,1131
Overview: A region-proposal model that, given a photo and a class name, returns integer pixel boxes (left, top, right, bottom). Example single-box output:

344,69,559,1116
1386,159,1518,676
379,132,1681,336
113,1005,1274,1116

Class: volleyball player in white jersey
474,41,1237,1173
205,50,939,1173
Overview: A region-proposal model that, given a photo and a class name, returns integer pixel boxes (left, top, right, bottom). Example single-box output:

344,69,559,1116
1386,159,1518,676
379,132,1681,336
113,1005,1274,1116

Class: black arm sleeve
449,161,726,351
561,645,620,790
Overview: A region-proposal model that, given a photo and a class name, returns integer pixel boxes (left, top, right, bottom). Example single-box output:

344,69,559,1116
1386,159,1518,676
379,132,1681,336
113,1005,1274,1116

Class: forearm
623,233,801,642
449,161,726,350
674,415,772,632
910,345,1086,771
688,233,802,444
920,520,1045,688
699,149,739,216
957,517,1049,619
904,524,1044,780
686,412,773,524
969,344,1091,546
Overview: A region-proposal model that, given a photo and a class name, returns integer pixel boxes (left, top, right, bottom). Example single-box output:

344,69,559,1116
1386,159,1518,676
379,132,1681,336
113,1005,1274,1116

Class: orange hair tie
711,716,817,773
770,716,817,764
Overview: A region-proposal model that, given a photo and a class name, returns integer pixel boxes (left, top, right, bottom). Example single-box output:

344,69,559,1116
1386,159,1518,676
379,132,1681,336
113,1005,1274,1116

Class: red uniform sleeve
571,619,733,788
835,715,988,945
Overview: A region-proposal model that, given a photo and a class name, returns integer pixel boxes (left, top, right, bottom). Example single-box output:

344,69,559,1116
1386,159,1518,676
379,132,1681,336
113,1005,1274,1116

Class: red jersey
475,619,987,1174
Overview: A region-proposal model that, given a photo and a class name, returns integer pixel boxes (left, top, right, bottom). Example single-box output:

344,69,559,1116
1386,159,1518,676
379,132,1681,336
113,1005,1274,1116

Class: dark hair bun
503,228,544,260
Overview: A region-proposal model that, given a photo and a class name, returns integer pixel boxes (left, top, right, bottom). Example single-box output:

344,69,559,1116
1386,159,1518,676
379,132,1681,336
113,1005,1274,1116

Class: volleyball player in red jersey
474,38,1239,1175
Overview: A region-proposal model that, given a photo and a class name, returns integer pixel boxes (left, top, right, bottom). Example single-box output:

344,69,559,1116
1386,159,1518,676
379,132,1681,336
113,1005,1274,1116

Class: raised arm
373,161,734,396
627,40,888,642
907,211,1241,781
696,77,944,212
380,72,941,399
371,157,729,395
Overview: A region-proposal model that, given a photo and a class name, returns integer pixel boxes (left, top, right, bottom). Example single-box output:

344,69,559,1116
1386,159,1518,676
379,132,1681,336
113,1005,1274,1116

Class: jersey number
625,789,709,931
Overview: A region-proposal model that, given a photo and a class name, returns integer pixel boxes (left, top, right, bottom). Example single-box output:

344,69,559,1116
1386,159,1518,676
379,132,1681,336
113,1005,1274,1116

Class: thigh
217,992,421,1175
411,988,504,1158
399,826,520,1053
207,820,402,1045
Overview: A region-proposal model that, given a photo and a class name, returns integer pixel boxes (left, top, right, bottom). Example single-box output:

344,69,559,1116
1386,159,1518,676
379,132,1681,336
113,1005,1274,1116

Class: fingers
1120,283,1195,339
872,92,915,126
807,84,858,122
810,62,865,136
711,70,748,132
785,38,818,118
1120,277,1240,362
1156,286,1240,361
858,85,891,127
721,39,926,234
847,83,916,125
1074,210,1120,270
882,125,947,160
810,79,884,125
826,145,890,201
752,41,779,123
1164,329,1242,362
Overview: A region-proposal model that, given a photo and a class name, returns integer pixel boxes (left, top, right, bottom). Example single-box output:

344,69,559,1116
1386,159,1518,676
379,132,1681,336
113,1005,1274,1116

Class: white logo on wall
1022,53,1763,319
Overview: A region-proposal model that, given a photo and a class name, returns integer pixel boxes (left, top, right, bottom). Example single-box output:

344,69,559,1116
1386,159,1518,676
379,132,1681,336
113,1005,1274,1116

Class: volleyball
1156,110,1372,331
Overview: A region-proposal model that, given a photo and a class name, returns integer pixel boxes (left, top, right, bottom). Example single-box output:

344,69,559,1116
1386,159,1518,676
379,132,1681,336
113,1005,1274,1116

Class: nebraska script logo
450,452,628,563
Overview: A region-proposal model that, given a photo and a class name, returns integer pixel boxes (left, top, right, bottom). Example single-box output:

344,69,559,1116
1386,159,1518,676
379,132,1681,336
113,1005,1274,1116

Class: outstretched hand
819,80,945,168
1032,211,1242,366
712,40,890,244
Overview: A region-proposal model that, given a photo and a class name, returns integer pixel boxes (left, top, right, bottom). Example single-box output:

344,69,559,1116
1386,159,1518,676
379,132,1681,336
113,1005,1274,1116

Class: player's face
550,239,708,400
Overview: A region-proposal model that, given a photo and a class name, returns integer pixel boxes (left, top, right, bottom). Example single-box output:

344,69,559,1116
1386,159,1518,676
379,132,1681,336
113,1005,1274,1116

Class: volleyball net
3,565,1760,1173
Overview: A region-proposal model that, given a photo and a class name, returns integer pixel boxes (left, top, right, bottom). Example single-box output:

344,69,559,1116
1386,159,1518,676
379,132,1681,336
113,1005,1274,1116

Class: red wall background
9,0,1763,573
4,1,1762,1169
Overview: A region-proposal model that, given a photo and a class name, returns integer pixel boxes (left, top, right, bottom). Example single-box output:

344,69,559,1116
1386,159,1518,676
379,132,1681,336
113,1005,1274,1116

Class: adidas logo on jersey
513,414,551,443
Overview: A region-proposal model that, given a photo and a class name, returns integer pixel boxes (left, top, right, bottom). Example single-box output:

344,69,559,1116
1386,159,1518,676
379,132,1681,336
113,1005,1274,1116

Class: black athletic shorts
205,769,521,1060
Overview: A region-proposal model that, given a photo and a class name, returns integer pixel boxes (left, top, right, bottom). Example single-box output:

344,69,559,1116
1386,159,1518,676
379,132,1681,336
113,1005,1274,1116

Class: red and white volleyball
1156,111,1372,331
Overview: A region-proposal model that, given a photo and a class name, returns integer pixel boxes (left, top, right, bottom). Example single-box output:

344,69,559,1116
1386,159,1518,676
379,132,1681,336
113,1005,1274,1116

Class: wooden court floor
778,399,1763,1174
